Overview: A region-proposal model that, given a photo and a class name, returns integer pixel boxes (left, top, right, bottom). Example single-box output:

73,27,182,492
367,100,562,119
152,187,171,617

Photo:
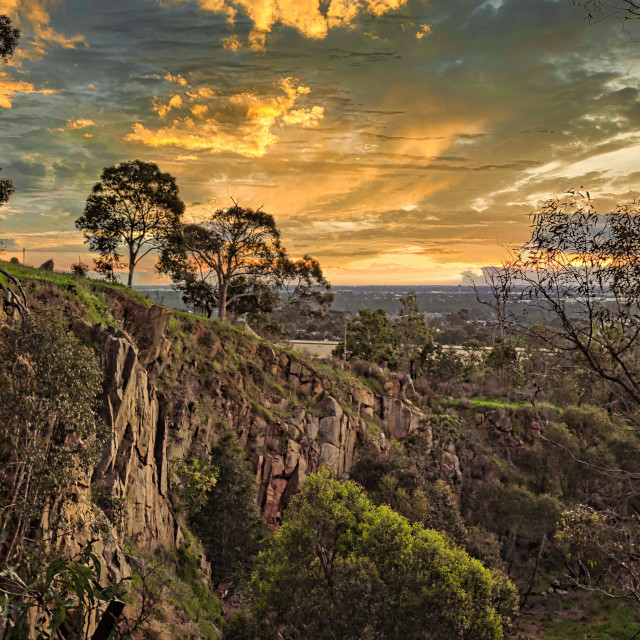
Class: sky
0,0,639,285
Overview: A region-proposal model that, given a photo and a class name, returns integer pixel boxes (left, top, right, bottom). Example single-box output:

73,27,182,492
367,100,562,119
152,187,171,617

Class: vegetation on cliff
1,257,640,639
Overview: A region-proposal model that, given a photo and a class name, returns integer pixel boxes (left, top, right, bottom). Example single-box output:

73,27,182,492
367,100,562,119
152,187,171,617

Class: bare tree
471,261,515,341
507,189,640,418
572,0,640,24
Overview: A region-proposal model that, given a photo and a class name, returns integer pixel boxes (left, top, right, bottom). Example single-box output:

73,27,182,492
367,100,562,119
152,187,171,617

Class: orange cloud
0,70,55,108
221,34,242,51
66,118,95,129
0,0,84,61
126,77,325,157
164,72,188,86
165,0,411,44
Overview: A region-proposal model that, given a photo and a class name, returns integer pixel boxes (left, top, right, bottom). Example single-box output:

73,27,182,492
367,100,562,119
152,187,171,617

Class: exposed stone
317,395,343,418
319,442,341,470
284,439,302,474
382,397,423,440
486,408,513,433
319,416,341,446
306,416,320,439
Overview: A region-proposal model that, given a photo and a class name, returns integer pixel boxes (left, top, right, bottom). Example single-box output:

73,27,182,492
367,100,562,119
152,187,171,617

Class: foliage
160,204,330,323
159,204,283,322
0,539,125,640
393,296,434,375
172,456,219,514
351,439,502,571
192,432,267,586
398,290,419,316
246,311,289,341
508,190,640,417
556,505,640,603
70,260,90,277
92,255,122,284
333,308,401,369
0,172,13,208
235,469,517,640
0,313,105,563
275,254,333,317
0,15,19,62
420,341,463,382
76,160,185,287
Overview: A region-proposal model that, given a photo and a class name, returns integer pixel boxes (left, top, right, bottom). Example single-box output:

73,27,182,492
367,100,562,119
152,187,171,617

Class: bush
192,431,267,586
0,313,105,563
231,469,518,640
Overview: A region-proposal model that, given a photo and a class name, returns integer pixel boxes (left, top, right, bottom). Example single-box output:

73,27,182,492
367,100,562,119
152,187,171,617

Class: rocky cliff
33,283,427,580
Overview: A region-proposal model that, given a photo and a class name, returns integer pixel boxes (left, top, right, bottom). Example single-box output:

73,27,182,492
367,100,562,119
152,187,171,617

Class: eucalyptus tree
0,16,25,317
76,160,185,287
509,189,640,417
159,203,331,323
227,469,518,640
0,15,19,61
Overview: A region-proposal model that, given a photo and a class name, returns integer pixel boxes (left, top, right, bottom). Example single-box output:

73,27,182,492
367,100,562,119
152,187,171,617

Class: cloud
164,0,412,45
64,118,96,130
126,76,325,157
0,0,84,60
0,70,55,108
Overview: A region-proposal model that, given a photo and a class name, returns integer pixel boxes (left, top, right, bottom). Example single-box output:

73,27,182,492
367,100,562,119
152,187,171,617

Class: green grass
529,594,639,640
0,260,152,325
468,398,525,409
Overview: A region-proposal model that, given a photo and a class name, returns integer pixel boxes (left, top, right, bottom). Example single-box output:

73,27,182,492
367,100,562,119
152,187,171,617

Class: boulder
486,408,513,433
319,416,341,445
317,395,343,419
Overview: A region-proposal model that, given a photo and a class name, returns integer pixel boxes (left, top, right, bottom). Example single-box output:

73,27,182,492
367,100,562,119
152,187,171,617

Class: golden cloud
165,0,410,44
0,70,55,108
126,77,325,157
66,118,95,129
0,0,84,61
164,72,188,86
221,34,242,51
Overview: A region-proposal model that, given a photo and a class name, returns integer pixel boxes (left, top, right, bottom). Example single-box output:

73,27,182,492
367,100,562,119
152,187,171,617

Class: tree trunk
128,248,135,288
218,280,228,322
127,251,136,289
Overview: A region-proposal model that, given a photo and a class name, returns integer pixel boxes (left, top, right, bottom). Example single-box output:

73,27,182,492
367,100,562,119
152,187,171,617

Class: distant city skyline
1,1,639,284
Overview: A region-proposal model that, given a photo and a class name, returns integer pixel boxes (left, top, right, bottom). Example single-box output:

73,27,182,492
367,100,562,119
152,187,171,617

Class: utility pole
343,302,348,364
22,247,25,265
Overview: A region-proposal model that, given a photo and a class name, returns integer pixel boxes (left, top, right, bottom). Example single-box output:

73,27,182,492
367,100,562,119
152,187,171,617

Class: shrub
231,469,518,640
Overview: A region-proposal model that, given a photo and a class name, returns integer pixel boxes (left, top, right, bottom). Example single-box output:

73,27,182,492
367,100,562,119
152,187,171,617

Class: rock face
67,303,429,549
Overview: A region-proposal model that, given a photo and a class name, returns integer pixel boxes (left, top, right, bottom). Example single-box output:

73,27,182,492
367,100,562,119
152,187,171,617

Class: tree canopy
333,308,401,368
0,314,105,564
0,15,18,207
76,160,184,287
228,468,518,640
0,15,19,62
159,204,331,322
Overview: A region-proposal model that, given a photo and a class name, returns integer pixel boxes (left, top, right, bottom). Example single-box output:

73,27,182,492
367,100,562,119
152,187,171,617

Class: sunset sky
1,0,639,284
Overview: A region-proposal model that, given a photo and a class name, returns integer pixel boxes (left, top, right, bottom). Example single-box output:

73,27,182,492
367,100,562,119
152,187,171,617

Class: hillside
1,262,638,639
